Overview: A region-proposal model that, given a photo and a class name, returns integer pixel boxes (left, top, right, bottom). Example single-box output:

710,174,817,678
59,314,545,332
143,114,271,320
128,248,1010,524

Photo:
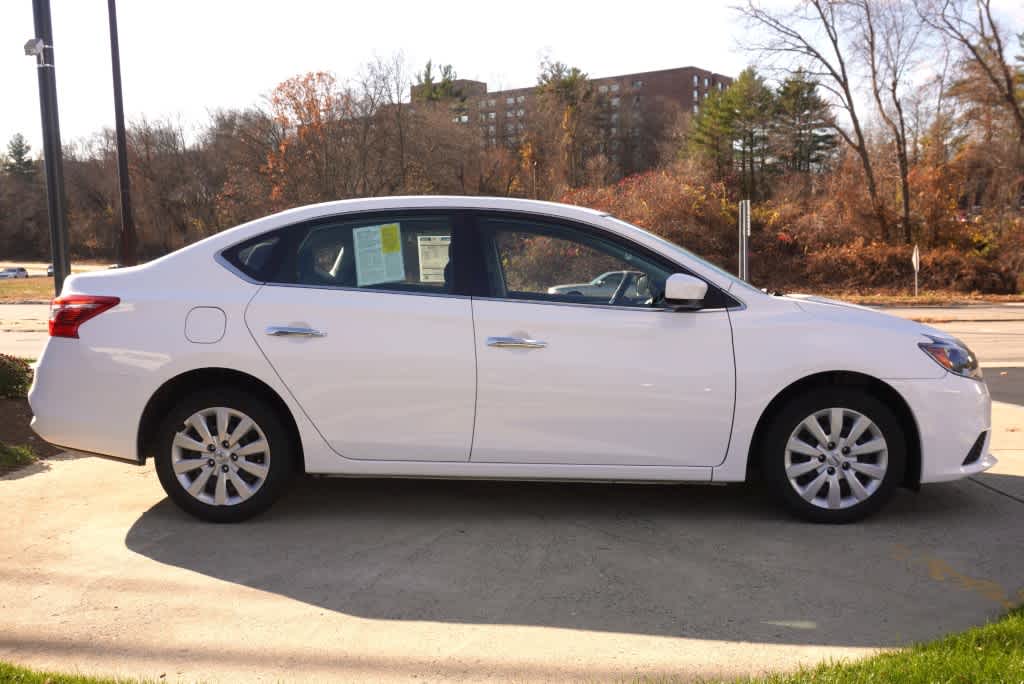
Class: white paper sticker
354,223,404,287
417,234,451,283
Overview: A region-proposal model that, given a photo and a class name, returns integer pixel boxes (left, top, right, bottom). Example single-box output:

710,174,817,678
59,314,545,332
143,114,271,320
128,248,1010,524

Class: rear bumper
28,338,146,463
888,373,996,484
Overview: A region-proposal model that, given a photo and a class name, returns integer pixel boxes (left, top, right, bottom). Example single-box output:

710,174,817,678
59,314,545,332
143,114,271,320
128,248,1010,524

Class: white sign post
738,199,751,281
911,244,920,297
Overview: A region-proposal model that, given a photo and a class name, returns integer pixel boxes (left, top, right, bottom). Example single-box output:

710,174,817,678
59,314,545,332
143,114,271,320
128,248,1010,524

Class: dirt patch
0,397,62,461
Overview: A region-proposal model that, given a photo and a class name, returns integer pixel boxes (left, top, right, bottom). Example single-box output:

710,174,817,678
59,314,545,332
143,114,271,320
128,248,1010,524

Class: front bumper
888,372,996,483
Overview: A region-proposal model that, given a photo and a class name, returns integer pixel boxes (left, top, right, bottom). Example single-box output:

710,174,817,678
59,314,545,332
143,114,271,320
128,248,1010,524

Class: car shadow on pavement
125,473,1024,648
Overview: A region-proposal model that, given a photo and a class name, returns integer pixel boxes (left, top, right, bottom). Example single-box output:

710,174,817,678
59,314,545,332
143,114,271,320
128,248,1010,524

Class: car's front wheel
154,388,294,523
760,388,906,523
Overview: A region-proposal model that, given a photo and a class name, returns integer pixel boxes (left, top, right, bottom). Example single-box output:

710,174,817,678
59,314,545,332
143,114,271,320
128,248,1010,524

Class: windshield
603,216,765,296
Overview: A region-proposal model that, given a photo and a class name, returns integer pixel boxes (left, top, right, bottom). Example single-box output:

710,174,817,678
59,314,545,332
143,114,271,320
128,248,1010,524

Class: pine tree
3,134,35,180
772,71,837,175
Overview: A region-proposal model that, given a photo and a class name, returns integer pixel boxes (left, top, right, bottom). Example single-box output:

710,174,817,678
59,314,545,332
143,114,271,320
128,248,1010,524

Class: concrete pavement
0,420,1022,683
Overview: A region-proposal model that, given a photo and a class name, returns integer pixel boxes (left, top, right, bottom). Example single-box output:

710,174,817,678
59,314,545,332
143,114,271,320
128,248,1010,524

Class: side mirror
663,273,708,310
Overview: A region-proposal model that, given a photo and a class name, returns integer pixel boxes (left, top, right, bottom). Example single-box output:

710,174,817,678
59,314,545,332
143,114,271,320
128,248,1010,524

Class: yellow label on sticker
380,223,400,254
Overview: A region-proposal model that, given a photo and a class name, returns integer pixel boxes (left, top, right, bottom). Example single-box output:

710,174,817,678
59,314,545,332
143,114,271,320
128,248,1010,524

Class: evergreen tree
772,70,837,174
3,134,35,180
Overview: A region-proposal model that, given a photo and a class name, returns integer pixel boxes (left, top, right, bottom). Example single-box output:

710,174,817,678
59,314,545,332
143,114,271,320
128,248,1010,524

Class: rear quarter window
221,235,281,281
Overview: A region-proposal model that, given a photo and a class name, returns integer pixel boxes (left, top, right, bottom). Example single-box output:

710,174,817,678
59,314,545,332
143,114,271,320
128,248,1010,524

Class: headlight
918,335,982,380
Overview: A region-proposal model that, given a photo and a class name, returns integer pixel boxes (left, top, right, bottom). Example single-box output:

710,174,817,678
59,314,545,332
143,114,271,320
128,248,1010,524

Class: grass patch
0,660,148,683
0,443,36,468
743,608,1024,683
0,278,56,304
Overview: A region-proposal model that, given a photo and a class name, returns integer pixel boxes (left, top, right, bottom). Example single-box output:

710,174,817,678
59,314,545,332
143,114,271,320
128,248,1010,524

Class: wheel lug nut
842,462,851,470
222,440,230,448
827,466,836,475
207,444,216,452
221,464,229,473
841,447,850,455
818,455,826,462
230,454,237,461
207,458,214,467
827,442,836,450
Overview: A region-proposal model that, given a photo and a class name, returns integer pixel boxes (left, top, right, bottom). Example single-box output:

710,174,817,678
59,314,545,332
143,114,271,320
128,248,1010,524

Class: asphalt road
0,302,1022,682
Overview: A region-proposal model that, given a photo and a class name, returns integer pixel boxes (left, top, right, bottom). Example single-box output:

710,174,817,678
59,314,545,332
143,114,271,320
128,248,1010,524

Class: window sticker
354,223,405,287
417,234,451,283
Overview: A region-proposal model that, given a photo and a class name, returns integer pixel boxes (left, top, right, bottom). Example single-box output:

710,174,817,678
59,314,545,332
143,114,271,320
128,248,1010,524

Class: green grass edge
0,443,36,468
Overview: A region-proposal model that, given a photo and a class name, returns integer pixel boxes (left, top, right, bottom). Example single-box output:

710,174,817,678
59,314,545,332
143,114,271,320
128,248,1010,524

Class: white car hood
782,294,950,341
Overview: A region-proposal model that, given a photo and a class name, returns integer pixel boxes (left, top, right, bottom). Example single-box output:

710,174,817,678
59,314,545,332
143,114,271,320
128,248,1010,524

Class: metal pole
31,0,71,296
107,0,137,267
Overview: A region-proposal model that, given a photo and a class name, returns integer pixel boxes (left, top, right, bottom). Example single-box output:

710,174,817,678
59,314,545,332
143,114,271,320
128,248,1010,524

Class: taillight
49,295,120,338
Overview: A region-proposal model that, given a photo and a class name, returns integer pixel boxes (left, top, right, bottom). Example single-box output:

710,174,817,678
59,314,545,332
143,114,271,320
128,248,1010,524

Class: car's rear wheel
154,388,294,523
760,388,906,524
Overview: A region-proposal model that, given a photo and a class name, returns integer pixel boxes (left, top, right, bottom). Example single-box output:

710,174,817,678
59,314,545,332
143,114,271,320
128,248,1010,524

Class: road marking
891,544,1024,609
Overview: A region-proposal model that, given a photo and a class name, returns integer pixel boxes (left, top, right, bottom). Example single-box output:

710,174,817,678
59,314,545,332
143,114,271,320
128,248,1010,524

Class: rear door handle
487,336,547,349
265,326,326,338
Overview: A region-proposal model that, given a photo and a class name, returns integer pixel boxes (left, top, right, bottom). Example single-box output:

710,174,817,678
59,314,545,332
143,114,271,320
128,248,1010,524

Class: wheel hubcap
783,407,888,510
171,407,271,507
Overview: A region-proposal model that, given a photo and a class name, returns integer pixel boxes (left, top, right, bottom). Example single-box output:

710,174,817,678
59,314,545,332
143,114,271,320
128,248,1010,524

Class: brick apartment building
413,65,732,172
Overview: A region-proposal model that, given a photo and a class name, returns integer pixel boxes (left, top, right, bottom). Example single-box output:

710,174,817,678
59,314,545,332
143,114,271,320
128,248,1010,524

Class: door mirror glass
664,273,708,308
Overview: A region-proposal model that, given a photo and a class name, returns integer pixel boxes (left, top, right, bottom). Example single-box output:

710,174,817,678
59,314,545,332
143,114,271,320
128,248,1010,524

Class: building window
488,125,495,134
718,82,725,91
632,79,644,88
633,95,641,106
487,98,496,107
693,89,699,100
610,127,618,136
517,108,525,117
610,83,619,92
611,97,620,107
488,112,495,120
693,74,699,86
506,110,514,117
516,95,525,103
693,103,699,114
506,97,515,106
610,112,619,123
598,84,608,94
459,114,468,123
704,77,710,87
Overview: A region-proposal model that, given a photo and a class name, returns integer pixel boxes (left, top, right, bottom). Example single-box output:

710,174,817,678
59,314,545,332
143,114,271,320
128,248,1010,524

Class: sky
3,1,1024,153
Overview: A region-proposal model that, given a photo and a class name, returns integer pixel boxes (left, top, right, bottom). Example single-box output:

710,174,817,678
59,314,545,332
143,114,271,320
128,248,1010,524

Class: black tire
154,388,294,523
760,388,906,524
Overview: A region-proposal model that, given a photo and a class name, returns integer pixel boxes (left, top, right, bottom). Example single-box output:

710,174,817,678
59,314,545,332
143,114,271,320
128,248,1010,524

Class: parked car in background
0,267,28,279
547,270,645,298
28,197,994,524
47,264,53,277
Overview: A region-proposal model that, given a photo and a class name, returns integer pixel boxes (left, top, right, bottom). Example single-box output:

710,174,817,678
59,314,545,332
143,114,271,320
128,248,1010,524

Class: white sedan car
29,197,994,523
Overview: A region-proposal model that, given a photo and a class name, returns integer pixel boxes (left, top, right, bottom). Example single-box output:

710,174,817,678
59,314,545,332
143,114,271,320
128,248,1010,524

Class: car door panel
470,299,735,466
247,286,476,461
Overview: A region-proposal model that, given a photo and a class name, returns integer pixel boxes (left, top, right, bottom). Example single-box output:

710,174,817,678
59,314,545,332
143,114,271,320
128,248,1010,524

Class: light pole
25,0,71,296
107,0,137,267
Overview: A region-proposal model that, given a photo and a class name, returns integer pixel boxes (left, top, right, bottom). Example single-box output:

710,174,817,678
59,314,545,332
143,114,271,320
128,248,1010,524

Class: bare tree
852,0,925,244
738,0,890,240
915,0,1024,146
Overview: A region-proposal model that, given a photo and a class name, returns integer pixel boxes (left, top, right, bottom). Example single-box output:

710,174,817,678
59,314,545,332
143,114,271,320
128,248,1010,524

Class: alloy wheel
783,407,888,510
171,406,271,506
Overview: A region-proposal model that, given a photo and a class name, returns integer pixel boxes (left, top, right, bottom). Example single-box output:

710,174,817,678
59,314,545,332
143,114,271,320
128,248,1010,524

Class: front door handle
487,336,547,349
265,326,326,338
